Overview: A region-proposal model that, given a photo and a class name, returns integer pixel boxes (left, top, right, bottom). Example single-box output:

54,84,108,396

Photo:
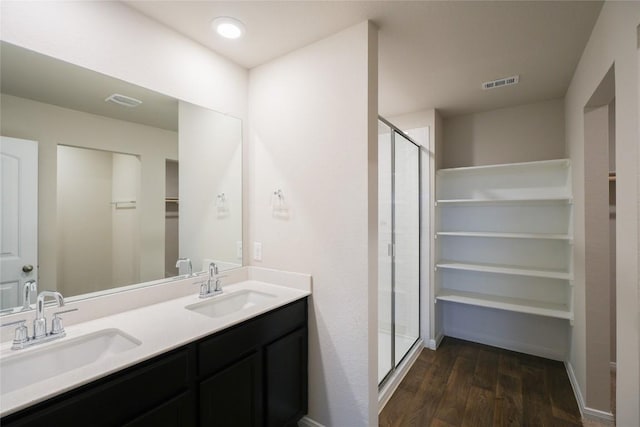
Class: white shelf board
436,290,572,320
436,197,572,206
436,158,570,175
436,231,572,240
435,261,571,280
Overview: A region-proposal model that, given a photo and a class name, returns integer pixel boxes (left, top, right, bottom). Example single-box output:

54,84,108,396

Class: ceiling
0,42,178,131
124,1,603,118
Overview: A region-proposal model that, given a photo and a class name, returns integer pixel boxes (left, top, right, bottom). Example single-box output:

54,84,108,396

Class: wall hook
271,189,288,218
216,192,229,216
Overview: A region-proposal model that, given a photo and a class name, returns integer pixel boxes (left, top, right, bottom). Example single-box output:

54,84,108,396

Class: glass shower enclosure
378,118,421,386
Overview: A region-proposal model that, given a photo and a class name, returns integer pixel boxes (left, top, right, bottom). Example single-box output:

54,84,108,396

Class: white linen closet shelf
434,159,574,322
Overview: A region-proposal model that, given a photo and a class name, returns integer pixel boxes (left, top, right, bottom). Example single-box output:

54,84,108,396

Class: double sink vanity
0,267,311,426
0,41,310,426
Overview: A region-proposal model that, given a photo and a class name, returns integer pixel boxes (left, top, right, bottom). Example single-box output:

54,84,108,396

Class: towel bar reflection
111,200,137,209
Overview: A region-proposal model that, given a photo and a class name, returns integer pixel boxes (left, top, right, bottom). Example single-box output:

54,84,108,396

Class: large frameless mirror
0,41,243,313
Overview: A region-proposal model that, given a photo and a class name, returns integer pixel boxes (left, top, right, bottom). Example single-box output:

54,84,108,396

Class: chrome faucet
209,262,222,293
176,257,193,277
21,280,37,311
34,291,65,339
198,262,224,298
1,290,77,350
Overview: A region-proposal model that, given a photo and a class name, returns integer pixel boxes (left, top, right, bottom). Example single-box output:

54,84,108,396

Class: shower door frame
378,116,422,389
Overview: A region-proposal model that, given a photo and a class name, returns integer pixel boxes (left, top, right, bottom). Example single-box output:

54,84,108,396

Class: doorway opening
583,64,616,417
165,160,179,278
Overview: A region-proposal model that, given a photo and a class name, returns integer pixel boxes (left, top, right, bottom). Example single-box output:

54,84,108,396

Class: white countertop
0,275,311,417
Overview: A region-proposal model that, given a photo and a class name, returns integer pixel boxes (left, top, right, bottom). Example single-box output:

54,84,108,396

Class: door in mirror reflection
0,136,38,310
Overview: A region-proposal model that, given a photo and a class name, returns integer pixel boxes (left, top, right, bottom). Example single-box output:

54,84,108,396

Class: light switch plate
253,242,262,261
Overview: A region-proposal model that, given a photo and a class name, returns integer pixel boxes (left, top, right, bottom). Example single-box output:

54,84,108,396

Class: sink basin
1,328,141,394
186,290,277,319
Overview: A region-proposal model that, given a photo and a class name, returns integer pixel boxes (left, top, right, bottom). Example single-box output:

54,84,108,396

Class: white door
0,136,38,310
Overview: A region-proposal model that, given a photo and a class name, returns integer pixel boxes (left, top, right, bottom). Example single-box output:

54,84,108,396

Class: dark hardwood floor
379,337,583,427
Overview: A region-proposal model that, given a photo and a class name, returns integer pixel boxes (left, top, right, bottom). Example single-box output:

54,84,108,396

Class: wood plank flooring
379,337,583,427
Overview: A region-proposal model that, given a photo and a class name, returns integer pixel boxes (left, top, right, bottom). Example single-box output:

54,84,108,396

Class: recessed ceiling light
211,17,245,39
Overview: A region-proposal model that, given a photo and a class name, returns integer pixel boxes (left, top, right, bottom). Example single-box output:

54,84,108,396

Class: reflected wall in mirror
179,102,243,274
57,146,141,297
0,42,243,313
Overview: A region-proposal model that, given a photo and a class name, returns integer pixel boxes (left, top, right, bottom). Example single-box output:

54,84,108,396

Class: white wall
443,98,565,168
0,94,177,292
249,22,378,426
565,2,640,424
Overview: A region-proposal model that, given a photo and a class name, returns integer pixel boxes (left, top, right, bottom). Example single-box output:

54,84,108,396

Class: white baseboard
428,332,444,350
298,416,325,427
444,328,565,361
378,339,424,413
565,361,615,425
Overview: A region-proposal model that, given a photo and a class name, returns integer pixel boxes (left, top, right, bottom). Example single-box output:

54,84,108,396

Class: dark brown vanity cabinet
1,298,308,427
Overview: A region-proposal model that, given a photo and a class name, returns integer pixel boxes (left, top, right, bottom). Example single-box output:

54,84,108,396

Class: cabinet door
199,352,262,427
123,392,195,427
265,327,307,427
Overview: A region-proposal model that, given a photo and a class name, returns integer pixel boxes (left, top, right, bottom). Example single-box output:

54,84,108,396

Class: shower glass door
378,122,393,383
378,118,420,386
393,130,420,366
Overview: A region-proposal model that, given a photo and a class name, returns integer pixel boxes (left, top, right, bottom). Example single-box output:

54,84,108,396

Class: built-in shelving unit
436,290,573,320
435,159,573,321
436,261,572,280
436,196,571,206
436,231,571,240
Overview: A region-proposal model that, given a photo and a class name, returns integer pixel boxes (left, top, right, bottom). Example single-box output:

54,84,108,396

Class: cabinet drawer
3,348,191,427
198,299,306,377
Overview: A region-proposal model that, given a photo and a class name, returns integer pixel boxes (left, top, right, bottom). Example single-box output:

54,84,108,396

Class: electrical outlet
253,242,262,261
236,241,243,259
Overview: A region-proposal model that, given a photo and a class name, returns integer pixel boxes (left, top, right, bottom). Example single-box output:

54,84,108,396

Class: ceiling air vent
482,75,519,90
105,93,142,108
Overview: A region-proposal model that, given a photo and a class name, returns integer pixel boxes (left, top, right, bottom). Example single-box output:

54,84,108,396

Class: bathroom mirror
0,42,243,313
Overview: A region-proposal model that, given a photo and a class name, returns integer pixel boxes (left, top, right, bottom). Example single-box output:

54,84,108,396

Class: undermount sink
0,328,141,394
185,290,277,319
